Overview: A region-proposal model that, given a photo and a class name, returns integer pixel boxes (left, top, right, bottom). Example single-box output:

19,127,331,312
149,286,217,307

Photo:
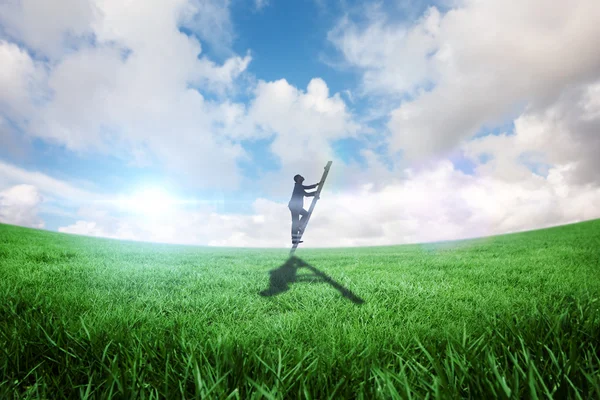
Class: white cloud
243,78,363,196
30,40,248,187
251,78,357,143
0,40,45,121
194,51,252,95
0,184,44,228
54,157,600,248
0,0,96,59
58,220,139,241
463,80,600,186
180,0,234,53
58,220,105,237
302,160,600,247
254,0,269,11
0,160,102,205
1,155,597,248
1,0,253,189
320,0,600,246
329,0,600,161
328,6,440,95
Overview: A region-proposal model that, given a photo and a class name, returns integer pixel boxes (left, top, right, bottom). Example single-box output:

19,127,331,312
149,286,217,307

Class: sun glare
117,187,178,216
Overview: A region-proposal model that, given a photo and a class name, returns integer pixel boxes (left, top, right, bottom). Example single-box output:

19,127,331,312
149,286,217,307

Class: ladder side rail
299,161,332,235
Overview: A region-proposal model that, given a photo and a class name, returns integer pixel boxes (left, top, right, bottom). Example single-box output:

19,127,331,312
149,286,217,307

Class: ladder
290,161,333,256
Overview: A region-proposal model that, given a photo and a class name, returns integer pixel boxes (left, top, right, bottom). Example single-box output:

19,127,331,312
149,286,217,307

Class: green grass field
1,220,599,399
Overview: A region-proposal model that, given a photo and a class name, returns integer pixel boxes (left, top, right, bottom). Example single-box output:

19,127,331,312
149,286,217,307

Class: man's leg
290,209,301,242
298,208,309,233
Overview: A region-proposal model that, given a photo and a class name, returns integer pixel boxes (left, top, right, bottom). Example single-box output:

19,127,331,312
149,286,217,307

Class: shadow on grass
260,256,364,304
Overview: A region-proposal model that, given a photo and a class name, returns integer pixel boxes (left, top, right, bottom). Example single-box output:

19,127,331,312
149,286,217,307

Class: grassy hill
1,220,599,398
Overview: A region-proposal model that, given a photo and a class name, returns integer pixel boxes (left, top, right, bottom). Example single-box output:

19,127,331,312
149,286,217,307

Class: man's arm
303,190,320,200
303,181,321,190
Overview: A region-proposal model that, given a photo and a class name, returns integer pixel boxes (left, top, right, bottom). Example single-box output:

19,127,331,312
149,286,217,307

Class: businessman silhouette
288,174,321,244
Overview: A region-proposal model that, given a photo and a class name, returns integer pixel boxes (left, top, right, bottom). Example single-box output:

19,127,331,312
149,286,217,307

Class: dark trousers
289,207,309,240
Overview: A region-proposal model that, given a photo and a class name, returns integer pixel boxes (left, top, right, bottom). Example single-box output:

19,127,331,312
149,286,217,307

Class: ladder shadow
259,256,365,305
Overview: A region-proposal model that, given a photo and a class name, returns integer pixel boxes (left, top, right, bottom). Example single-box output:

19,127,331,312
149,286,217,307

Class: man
288,174,321,244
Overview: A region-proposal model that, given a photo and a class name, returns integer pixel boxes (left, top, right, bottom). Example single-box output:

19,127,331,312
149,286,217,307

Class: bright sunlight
116,187,179,216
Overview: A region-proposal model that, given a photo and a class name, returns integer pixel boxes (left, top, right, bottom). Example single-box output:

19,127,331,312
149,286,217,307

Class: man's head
294,174,304,183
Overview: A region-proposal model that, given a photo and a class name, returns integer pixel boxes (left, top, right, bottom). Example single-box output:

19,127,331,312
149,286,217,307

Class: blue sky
1,0,599,247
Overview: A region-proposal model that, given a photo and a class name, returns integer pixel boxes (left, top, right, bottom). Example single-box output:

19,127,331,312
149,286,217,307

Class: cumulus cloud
244,78,363,196
54,158,600,248
250,78,359,144
58,220,138,241
329,0,600,161
194,52,252,95
463,80,600,187
0,0,96,59
298,160,600,248
180,0,235,53
0,184,44,228
1,154,598,248
0,40,46,121
0,160,103,205
0,0,254,189
328,6,440,96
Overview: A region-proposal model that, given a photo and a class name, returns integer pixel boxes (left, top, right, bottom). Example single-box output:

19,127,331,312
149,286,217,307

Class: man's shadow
259,256,364,304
